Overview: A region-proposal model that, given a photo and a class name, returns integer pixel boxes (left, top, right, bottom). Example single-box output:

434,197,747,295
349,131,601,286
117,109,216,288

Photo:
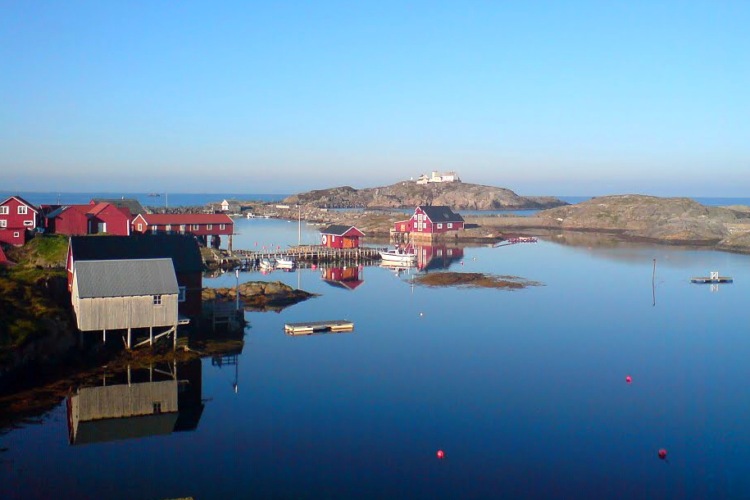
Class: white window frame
153,295,162,306
23,220,33,226
0,220,6,228
137,223,143,231
447,223,453,229
207,224,212,230
178,286,186,303
220,223,226,230
152,225,158,234
0,206,8,215
437,223,443,229
13,231,19,238
18,205,27,215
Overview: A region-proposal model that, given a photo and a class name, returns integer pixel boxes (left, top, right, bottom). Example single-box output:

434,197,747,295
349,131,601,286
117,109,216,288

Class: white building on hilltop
416,171,461,184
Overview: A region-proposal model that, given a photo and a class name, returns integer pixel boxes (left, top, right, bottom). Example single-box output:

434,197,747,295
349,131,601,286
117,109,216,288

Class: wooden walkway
226,245,384,268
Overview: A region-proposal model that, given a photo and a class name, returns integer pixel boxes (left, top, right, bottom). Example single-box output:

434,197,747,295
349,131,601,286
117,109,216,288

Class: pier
222,245,384,269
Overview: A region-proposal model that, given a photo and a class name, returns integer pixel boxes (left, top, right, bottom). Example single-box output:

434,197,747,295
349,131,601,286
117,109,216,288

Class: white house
415,171,461,184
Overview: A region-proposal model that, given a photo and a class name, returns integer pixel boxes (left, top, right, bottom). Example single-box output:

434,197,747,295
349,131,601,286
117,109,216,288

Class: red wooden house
87,202,132,236
45,203,132,236
319,225,364,249
131,213,234,249
0,196,39,246
45,205,90,235
0,245,10,266
393,206,465,236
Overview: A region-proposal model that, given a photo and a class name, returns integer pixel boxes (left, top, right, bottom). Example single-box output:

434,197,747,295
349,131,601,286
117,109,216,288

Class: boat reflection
66,358,203,446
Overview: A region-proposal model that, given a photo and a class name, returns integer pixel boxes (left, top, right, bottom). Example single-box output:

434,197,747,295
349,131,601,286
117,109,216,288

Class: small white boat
259,258,275,271
379,247,417,264
275,257,296,270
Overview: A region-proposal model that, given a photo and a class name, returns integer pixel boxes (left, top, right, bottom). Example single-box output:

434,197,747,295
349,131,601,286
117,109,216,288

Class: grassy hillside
1,235,69,358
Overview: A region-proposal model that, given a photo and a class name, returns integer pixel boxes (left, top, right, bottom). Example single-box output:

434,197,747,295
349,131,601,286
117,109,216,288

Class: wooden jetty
690,271,733,284
284,320,354,336
225,245,383,269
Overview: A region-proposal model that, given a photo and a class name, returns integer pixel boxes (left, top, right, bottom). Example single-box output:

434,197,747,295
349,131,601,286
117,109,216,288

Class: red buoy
658,449,667,459
436,450,445,459
625,375,632,384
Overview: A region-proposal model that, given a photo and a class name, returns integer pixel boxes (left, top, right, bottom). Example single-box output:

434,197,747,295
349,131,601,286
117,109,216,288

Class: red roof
141,213,234,225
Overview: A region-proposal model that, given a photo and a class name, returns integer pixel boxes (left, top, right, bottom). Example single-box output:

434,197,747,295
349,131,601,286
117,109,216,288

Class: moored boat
379,246,417,264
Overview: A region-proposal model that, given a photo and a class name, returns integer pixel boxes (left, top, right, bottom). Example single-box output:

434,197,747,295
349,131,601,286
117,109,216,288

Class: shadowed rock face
413,272,543,290
282,182,567,210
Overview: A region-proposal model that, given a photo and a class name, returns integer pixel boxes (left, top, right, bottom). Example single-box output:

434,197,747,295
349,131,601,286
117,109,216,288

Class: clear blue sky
1,1,748,196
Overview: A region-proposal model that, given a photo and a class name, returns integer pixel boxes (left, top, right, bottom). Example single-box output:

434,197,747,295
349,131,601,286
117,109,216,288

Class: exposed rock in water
203,281,317,312
413,272,543,290
282,181,567,211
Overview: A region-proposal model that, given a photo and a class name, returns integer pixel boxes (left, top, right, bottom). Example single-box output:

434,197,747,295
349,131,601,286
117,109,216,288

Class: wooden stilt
127,328,131,349
150,326,153,346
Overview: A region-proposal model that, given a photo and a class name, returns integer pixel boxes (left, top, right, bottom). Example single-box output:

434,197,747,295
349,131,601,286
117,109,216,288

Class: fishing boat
275,257,296,270
259,258,276,271
379,246,417,265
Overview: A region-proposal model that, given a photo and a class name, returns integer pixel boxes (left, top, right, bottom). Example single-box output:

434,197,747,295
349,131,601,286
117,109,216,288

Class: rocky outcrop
203,281,317,312
471,195,750,246
282,182,567,210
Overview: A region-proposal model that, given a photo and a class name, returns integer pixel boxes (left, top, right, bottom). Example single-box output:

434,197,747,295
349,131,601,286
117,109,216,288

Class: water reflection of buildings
66,358,203,445
416,244,464,271
321,266,364,291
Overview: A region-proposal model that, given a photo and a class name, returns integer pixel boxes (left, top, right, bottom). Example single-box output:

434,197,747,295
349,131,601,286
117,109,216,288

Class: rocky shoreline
185,194,750,255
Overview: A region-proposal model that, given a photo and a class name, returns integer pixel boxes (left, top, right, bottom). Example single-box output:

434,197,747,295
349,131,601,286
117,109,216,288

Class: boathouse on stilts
71,258,181,349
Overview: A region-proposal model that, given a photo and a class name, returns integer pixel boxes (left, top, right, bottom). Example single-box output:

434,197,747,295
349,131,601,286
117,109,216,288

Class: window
153,295,162,305
165,224,171,232
152,225,158,234
18,206,27,215
178,286,186,302
179,225,186,233
0,220,6,228
207,224,212,230
153,402,162,414
13,231,19,238
24,220,33,226
0,206,7,215
437,249,443,256
447,223,453,229
192,224,199,230
220,224,226,230
137,223,143,231
437,223,443,229
413,222,417,229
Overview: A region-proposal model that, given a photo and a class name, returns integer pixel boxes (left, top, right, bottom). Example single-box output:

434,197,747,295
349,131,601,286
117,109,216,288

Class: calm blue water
4,221,750,498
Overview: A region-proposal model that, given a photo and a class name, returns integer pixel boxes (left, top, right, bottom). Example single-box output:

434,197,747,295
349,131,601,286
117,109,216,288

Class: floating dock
284,320,354,336
690,271,733,284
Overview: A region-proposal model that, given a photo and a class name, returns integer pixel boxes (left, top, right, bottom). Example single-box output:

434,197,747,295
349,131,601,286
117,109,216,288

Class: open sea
3,201,750,498
2,192,750,210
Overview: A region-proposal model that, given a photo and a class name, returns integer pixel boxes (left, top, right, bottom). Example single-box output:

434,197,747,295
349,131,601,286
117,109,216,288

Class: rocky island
281,180,567,211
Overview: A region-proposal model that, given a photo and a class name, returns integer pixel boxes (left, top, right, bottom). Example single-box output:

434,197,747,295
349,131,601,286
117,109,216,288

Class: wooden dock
690,271,733,284
284,320,354,336
225,245,384,269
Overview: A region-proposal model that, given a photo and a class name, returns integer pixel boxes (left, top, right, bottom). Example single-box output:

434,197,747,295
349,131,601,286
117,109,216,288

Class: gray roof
91,198,148,215
419,206,464,223
75,258,178,298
